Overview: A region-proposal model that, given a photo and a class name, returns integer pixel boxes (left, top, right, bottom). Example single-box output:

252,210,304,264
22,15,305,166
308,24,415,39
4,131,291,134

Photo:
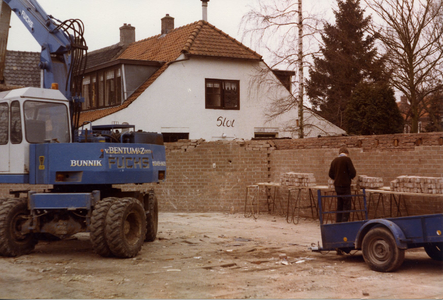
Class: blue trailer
312,189,443,272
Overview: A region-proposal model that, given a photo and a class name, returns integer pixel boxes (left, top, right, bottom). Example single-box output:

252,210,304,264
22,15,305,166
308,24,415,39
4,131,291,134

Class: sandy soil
0,212,442,299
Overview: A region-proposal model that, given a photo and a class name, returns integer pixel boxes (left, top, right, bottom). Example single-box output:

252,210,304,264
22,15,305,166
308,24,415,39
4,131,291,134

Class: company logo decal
71,160,103,167
21,10,34,28
104,147,151,155
108,157,149,169
69,147,153,169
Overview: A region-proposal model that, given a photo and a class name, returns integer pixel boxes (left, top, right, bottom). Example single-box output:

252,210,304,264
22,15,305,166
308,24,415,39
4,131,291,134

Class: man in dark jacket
329,146,356,223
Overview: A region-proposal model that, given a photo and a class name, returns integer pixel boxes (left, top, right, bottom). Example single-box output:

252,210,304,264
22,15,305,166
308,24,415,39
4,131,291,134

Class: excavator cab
0,87,70,176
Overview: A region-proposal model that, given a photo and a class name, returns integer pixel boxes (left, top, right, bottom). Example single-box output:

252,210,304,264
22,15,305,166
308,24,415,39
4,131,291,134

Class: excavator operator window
10,101,22,144
0,103,7,145
24,101,70,143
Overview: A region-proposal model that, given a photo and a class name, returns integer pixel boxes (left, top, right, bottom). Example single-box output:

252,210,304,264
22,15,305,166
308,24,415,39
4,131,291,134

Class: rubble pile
390,176,443,194
357,175,384,189
280,172,316,187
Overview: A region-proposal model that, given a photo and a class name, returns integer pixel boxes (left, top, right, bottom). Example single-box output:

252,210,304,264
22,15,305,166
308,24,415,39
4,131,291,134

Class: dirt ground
0,212,442,299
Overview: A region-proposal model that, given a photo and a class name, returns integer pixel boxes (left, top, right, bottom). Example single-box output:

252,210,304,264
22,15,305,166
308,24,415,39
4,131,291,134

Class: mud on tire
90,197,117,257
0,198,37,257
105,197,147,258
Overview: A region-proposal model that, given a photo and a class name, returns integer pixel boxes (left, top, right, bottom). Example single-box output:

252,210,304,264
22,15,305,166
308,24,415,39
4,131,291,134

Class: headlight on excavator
55,171,83,182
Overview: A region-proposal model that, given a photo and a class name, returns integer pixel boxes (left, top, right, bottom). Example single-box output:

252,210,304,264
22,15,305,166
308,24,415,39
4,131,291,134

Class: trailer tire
0,198,37,257
424,243,443,261
90,197,117,257
105,198,147,258
145,191,158,242
362,227,405,272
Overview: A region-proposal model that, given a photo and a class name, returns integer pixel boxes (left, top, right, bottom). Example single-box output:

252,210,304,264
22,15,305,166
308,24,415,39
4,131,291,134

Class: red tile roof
80,21,261,125
119,21,261,62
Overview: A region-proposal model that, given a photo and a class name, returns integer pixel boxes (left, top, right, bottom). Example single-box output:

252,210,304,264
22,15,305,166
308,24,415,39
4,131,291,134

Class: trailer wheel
0,198,37,257
90,197,117,257
424,243,443,261
144,191,158,242
362,227,405,272
105,198,147,258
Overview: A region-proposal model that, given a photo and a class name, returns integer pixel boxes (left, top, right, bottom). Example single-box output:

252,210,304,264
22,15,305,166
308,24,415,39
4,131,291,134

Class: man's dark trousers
335,185,352,223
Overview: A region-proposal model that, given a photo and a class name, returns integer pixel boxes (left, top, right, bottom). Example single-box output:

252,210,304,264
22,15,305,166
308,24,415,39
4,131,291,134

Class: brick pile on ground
280,172,316,187
390,175,443,194
357,175,383,189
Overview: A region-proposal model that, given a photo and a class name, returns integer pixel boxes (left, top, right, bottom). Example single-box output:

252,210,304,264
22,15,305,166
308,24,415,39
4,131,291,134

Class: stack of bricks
357,175,384,189
280,172,316,187
327,179,357,189
390,176,443,194
327,177,373,190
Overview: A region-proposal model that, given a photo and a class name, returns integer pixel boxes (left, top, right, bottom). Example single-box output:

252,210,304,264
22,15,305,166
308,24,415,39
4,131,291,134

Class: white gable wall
93,57,345,140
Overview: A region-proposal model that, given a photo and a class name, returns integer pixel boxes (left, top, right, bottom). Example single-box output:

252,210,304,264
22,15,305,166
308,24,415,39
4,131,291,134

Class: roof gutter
85,59,165,74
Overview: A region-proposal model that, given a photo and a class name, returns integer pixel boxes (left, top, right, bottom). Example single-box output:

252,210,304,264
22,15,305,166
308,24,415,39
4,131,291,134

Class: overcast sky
6,0,335,56
7,0,258,52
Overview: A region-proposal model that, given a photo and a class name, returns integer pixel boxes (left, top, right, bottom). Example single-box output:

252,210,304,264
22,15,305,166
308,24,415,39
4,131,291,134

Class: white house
80,17,345,141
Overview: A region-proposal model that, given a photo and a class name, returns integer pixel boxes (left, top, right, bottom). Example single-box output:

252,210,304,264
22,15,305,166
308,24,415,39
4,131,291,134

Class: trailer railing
317,189,368,224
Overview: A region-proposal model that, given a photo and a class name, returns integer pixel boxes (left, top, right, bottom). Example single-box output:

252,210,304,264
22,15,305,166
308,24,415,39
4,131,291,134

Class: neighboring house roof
86,43,126,70
118,20,262,61
80,20,262,125
398,95,443,131
2,50,40,89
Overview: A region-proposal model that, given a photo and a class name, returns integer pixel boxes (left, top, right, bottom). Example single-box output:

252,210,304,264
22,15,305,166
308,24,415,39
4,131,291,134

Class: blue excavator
0,0,166,258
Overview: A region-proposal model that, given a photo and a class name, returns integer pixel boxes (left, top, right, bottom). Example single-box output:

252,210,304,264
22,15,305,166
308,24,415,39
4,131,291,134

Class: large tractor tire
424,243,443,261
0,198,37,257
362,227,405,272
90,197,117,257
105,198,147,258
144,191,158,242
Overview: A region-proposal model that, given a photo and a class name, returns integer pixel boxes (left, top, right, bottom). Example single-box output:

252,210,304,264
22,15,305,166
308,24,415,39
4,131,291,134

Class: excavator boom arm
0,0,87,131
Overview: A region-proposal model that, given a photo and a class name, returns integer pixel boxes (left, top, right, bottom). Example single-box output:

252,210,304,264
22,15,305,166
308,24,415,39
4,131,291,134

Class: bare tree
240,0,323,138
365,0,443,133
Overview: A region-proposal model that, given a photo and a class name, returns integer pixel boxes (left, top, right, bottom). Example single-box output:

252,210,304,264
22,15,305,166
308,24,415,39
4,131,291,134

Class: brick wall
155,132,443,216
152,140,271,212
271,133,443,187
270,132,443,217
1,132,442,217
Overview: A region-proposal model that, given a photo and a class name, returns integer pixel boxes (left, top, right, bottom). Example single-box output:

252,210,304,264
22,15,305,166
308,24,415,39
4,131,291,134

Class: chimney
161,14,174,35
201,0,210,21
119,23,135,45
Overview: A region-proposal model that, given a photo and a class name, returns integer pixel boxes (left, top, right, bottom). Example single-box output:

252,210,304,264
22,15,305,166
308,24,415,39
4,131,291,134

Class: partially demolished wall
1,132,443,216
